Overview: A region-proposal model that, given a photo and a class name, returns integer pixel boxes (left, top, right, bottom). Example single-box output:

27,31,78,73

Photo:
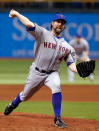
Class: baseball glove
76,60,95,78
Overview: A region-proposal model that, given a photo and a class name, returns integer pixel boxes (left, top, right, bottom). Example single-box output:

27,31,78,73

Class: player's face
52,20,65,35
76,37,81,43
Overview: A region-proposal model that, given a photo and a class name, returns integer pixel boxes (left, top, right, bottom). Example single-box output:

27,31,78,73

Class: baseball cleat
4,103,15,115
54,116,67,128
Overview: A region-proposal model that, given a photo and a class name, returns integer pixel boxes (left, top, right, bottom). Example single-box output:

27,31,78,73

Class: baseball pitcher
4,10,95,128
68,34,94,83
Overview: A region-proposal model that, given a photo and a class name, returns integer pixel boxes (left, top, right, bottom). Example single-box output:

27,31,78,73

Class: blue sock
12,93,22,108
52,92,62,118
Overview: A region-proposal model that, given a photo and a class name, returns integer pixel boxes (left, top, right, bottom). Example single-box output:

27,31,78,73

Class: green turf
0,59,99,84
0,101,99,121
0,59,32,84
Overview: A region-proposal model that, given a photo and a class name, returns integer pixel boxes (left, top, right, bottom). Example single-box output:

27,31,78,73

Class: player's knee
50,81,61,94
53,80,60,87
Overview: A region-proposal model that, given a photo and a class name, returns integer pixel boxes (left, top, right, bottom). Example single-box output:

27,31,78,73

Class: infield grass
0,101,99,121
0,59,99,84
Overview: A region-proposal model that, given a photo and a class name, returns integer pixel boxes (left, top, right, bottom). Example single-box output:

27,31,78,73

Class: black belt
35,67,55,74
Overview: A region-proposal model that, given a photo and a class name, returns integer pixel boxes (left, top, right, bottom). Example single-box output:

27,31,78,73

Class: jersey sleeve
26,23,45,39
65,46,76,67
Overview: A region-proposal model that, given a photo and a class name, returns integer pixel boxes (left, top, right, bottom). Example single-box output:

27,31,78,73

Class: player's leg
4,64,46,115
67,58,77,83
3,93,22,115
84,57,94,81
67,68,75,83
89,73,94,81
45,71,67,128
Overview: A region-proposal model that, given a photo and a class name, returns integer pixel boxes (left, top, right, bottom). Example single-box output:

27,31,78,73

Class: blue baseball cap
53,14,67,24
76,33,82,38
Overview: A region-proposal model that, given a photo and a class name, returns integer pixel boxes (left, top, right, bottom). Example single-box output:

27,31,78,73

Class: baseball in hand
9,9,17,18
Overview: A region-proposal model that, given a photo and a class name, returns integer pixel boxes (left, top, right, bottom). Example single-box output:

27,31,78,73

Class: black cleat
4,103,15,115
54,116,67,128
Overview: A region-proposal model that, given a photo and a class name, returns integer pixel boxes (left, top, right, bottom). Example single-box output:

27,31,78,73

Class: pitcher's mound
0,112,99,131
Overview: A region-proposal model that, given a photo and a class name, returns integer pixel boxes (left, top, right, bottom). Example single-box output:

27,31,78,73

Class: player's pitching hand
9,9,18,18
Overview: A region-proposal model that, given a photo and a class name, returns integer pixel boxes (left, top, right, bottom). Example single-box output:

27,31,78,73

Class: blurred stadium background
0,0,99,84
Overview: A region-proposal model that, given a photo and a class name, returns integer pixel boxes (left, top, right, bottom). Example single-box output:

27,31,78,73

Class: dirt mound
0,113,99,131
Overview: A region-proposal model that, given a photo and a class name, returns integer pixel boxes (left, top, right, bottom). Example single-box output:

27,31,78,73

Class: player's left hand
81,57,86,62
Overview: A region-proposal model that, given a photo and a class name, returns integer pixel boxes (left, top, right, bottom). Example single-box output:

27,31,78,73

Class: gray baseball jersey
27,23,75,71
69,38,89,56
20,23,76,101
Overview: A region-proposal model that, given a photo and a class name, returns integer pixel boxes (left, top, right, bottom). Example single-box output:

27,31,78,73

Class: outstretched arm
68,63,77,73
9,9,34,28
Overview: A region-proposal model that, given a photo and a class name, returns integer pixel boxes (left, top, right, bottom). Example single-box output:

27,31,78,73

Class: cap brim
54,19,67,24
